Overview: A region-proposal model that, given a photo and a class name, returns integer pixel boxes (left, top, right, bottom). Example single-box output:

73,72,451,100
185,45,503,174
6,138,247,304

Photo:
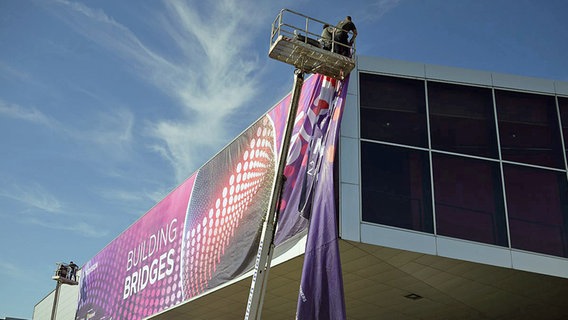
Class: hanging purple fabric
295,75,349,320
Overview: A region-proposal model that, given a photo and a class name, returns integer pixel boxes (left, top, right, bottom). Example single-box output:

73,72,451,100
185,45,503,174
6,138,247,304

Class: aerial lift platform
268,9,356,80
245,9,356,320
50,262,78,320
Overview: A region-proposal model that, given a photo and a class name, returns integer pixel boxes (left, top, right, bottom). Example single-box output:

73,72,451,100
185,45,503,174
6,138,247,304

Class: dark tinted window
360,73,427,147
504,164,568,257
361,142,433,233
428,82,498,158
432,153,507,246
558,97,568,167
495,90,563,168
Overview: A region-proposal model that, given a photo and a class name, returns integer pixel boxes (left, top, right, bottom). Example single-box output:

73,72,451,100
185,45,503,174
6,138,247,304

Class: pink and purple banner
295,75,349,320
75,74,349,320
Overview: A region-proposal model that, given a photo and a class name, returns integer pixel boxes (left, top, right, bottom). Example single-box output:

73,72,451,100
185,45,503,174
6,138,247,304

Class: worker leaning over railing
319,15,357,58
333,15,357,57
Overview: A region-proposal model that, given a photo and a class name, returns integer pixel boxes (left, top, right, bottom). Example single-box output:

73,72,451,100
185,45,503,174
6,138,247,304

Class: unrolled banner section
75,74,348,320
295,75,349,320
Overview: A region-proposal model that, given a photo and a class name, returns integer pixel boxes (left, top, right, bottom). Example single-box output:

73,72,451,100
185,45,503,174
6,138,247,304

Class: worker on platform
69,261,78,281
334,16,357,57
320,24,334,51
57,263,68,278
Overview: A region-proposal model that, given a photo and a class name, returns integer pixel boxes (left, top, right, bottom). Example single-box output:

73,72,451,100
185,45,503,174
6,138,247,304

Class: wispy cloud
0,261,19,276
87,107,135,158
0,180,113,238
0,99,58,129
24,217,109,238
99,188,148,203
0,97,136,162
95,185,172,218
0,62,41,86
98,186,165,208
359,0,402,23
0,182,63,214
49,0,274,181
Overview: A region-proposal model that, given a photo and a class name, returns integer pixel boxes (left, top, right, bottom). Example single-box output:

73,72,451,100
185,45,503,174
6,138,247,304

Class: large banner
75,74,348,320
295,76,349,319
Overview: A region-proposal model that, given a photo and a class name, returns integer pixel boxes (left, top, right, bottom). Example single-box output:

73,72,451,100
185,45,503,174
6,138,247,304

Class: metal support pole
50,280,61,320
245,69,305,320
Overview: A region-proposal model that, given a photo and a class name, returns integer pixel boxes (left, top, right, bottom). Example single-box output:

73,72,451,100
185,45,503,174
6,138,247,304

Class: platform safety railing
270,8,356,57
268,8,356,80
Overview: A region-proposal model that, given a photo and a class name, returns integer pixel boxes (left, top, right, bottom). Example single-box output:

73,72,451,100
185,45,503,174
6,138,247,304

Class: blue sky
1,0,567,318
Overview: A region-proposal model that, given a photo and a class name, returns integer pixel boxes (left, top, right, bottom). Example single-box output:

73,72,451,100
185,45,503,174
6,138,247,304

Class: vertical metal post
50,280,61,320
244,69,305,320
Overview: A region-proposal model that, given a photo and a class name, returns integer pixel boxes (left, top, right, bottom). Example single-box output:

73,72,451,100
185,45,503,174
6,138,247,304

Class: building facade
336,55,568,319
341,55,568,274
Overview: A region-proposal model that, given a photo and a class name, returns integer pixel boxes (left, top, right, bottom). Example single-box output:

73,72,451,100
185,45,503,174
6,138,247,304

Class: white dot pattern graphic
181,116,276,299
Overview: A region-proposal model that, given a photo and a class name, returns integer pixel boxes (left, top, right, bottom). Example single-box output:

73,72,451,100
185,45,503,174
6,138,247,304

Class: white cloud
0,182,63,214
0,62,41,85
48,0,275,181
153,1,273,180
359,0,402,23
0,261,19,276
0,179,115,237
0,97,136,162
24,217,109,238
99,188,147,203
87,107,135,158
0,180,115,238
0,99,58,129
98,186,163,208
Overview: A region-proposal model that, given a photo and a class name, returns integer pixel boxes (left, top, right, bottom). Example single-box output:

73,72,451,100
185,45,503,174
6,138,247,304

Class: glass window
432,153,507,246
495,90,563,168
361,142,433,233
428,81,498,158
558,96,568,167
504,164,568,258
360,73,428,147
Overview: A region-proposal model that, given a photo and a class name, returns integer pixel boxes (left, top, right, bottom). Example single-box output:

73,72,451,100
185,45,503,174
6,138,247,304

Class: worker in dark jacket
334,16,357,57
69,261,78,281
